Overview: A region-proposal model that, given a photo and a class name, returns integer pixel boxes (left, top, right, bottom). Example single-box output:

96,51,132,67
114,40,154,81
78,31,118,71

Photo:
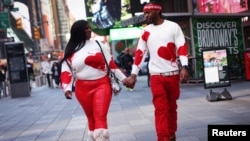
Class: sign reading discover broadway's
192,18,244,79
193,18,243,55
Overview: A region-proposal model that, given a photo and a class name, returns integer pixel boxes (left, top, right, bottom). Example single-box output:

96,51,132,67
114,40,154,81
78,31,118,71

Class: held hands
65,90,72,99
122,74,137,89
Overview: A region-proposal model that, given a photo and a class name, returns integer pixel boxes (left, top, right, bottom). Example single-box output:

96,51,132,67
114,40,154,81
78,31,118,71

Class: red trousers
150,75,180,141
74,76,112,131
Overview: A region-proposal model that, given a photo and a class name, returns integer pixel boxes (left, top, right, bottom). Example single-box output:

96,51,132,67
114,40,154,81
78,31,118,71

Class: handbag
96,40,122,95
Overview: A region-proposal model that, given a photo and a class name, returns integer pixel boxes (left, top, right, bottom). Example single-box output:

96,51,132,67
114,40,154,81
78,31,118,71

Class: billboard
193,0,248,13
85,0,146,31
192,17,244,79
201,47,230,89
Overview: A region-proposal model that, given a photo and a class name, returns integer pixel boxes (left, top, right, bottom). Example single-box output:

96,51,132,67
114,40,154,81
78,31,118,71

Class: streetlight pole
35,0,44,38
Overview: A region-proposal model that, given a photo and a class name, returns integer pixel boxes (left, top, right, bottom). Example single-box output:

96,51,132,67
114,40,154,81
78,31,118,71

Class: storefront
86,0,250,81
162,0,250,81
190,0,250,80
109,27,143,61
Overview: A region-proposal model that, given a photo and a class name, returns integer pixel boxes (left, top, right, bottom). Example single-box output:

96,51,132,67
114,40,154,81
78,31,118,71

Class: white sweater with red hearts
131,20,189,75
60,40,126,92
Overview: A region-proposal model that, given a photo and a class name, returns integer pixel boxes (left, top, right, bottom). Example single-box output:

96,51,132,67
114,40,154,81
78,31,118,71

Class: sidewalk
0,76,250,141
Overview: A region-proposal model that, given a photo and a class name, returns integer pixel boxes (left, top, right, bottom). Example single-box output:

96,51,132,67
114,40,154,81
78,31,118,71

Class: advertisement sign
0,12,10,29
5,42,28,83
85,0,145,33
192,18,244,79
85,0,122,29
193,0,248,13
5,42,30,98
202,47,230,89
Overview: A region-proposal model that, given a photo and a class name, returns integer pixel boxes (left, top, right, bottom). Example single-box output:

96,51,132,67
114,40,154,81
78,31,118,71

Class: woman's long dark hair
60,20,89,63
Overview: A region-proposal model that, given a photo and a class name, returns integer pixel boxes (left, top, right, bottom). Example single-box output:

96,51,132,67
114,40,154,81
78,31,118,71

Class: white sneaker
93,129,109,141
88,131,95,141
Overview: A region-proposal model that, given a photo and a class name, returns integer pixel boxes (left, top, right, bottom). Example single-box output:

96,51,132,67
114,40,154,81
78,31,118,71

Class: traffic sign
0,12,10,29
3,0,13,7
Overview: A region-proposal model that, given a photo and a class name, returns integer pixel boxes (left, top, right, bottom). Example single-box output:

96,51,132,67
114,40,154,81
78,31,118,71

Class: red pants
150,75,180,141
74,76,112,131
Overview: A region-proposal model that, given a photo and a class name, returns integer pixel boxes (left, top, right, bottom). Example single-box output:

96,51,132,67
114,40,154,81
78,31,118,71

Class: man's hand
122,74,137,89
180,67,189,83
65,90,72,99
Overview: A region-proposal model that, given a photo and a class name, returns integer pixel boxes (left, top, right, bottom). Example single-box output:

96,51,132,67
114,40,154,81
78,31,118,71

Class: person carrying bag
60,20,127,141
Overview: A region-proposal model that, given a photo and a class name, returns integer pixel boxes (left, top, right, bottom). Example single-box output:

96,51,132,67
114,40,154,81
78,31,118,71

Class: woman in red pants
60,20,127,141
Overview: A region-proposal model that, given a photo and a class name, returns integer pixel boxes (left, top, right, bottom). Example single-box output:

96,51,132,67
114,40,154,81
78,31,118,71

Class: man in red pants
125,1,189,141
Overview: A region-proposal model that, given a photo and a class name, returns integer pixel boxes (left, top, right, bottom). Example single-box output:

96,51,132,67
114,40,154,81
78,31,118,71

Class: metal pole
35,0,44,37
0,0,8,97
0,0,7,59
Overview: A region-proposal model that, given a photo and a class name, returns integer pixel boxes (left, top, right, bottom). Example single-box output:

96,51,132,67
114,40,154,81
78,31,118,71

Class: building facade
118,0,250,80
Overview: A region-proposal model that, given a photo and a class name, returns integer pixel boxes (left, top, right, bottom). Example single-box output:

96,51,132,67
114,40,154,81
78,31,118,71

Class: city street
0,76,250,141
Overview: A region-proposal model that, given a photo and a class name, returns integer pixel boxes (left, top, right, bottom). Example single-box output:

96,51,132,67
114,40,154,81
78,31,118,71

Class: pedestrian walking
124,1,189,141
41,56,53,88
27,62,35,91
120,48,133,76
51,61,60,88
0,66,6,96
60,19,127,141
120,48,134,91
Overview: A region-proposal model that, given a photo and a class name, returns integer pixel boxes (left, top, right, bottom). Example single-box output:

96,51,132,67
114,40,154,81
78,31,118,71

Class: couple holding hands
60,1,188,141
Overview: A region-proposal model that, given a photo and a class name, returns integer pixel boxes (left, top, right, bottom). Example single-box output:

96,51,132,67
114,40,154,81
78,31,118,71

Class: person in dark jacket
51,61,61,88
27,62,34,91
0,66,6,96
120,48,133,76
27,62,34,80
120,48,134,91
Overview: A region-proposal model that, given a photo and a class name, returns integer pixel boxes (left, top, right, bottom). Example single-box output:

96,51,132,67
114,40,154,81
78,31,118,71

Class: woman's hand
65,90,72,99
